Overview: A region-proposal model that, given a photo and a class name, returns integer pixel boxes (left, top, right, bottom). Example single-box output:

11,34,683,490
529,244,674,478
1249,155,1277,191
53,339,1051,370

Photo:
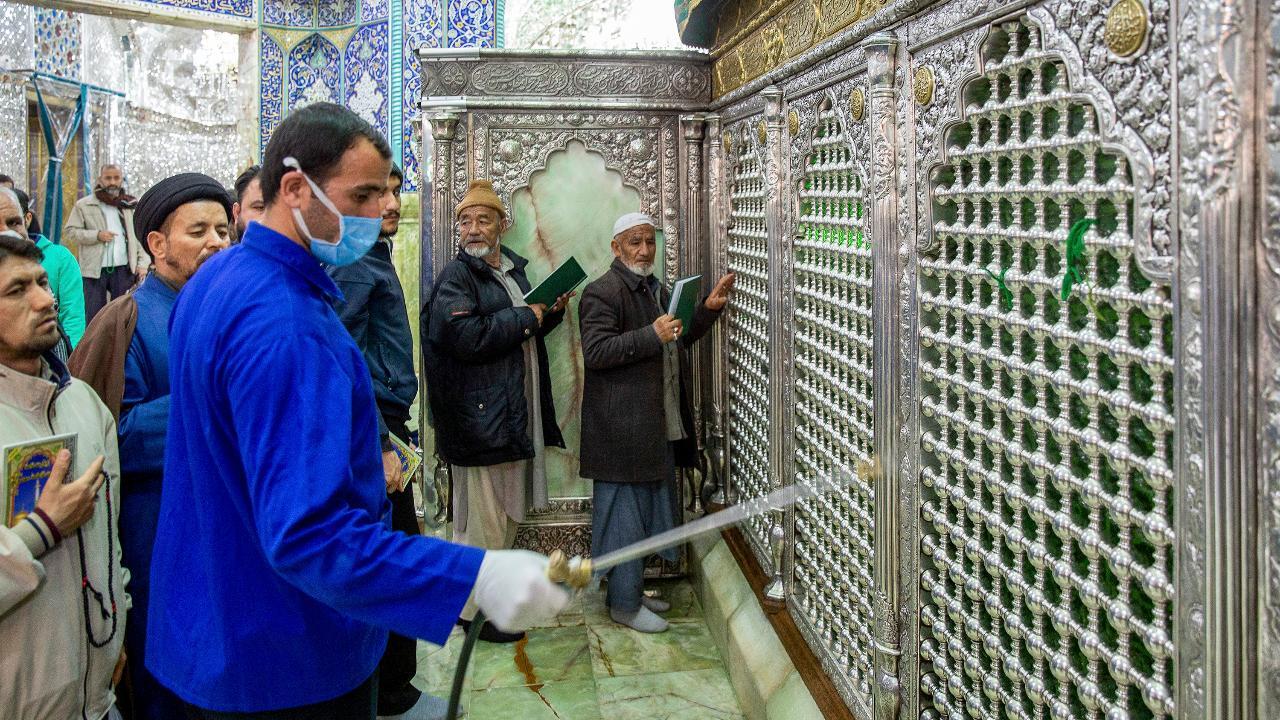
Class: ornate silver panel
724,115,775,566
790,95,878,716
914,15,1176,720
420,50,705,574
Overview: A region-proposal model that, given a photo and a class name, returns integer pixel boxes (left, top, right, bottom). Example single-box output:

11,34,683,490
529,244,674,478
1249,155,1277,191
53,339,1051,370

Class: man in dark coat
578,212,734,633
422,178,573,643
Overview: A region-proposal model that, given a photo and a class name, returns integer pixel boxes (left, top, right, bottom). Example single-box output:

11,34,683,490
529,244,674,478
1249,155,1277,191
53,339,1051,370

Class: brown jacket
578,259,720,483
68,293,138,422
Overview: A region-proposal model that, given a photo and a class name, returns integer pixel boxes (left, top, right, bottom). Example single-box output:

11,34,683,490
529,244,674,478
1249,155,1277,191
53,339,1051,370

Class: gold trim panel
711,0,891,97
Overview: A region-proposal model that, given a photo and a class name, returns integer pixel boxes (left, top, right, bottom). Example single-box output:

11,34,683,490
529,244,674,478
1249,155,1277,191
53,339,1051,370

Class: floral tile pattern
287,33,342,108
34,9,81,80
317,0,359,27
262,0,314,28
447,0,497,48
259,34,285,155
344,22,390,139
259,1,496,186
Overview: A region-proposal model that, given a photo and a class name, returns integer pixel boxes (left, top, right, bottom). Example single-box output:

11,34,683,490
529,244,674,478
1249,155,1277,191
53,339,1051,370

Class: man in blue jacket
326,163,438,718
147,102,568,719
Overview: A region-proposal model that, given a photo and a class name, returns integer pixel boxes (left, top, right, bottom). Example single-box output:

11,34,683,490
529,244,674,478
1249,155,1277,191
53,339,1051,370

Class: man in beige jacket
0,232,128,720
64,165,149,321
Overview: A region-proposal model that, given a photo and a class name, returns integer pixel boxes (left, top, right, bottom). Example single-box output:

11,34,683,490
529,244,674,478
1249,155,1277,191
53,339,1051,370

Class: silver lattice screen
917,19,1175,720
726,134,773,561
792,105,877,712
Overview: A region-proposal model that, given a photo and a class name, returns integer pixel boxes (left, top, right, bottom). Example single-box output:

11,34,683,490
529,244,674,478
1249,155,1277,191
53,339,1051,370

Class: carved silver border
1262,2,1280,715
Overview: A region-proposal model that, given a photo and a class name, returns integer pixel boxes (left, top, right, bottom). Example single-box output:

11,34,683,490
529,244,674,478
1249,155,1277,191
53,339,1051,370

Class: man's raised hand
705,273,737,311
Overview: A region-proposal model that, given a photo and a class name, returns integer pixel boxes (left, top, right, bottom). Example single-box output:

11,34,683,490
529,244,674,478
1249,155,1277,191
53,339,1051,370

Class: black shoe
457,618,525,644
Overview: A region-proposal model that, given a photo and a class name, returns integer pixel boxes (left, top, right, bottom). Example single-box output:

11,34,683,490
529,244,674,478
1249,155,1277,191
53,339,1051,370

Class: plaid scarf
94,185,137,209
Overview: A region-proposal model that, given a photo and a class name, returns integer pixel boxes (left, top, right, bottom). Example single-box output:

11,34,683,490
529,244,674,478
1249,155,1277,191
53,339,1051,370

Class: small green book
524,257,587,307
667,274,703,330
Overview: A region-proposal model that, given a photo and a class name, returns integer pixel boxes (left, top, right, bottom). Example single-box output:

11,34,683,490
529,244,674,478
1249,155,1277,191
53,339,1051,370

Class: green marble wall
390,191,423,431
501,140,663,499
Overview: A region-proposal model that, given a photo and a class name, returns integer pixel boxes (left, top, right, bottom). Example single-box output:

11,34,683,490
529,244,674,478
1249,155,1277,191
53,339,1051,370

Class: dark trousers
184,673,378,720
378,411,423,716
84,265,136,322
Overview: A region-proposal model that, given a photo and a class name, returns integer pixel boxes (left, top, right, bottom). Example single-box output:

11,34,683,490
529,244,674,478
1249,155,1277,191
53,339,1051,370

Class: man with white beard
422,179,573,644
577,213,734,633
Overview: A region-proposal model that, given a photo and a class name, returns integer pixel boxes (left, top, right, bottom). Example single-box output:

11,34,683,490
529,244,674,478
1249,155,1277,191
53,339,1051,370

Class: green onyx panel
501,140,661,499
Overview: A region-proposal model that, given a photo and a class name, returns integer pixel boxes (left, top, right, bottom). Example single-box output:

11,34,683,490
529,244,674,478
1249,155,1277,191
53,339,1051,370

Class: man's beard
103,186,122,197
623,261,653,277
463,242,494,259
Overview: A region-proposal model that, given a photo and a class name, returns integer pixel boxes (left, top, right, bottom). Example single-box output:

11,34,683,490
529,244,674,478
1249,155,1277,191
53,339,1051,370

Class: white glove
472,549,571,632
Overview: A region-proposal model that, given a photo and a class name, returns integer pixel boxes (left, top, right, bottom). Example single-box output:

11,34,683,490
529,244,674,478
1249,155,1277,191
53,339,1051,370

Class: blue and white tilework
447,0,496,48
402,0,444,191
345,23,390,139
317,0,359,27
361,0,389,23
258,0,500,190
262,0,314,28
260,34,285,154
134,0,254,20
34,9,81,80
288,33,342,108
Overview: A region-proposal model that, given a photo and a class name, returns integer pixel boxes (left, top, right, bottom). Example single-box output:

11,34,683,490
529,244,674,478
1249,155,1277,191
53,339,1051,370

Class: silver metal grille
918,19,1176,720
791,107,876,712
726,136,773,552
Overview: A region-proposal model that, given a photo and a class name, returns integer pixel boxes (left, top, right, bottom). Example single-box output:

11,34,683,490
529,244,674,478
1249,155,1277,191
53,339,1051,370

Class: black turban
133,173,233,257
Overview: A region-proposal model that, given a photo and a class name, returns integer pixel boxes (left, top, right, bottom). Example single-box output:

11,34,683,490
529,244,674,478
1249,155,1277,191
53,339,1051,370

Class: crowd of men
0,101,734,720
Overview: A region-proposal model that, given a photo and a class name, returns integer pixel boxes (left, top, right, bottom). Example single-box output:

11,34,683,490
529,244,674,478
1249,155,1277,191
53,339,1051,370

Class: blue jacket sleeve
226,335,483,644
119,333,170,477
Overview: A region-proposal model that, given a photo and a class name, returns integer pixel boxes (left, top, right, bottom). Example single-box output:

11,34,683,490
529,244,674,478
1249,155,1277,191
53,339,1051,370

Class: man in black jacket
422,179,572,644
327,163,436,720
578,212,734,633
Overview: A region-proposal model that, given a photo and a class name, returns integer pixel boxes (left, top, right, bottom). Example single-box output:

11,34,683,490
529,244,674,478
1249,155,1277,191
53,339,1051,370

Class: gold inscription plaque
913,66,935,106
849,88,865,121
1104,0,1148,57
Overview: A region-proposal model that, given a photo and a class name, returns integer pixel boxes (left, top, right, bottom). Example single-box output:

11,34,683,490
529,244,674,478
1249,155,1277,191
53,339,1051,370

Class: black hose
446,610,485,720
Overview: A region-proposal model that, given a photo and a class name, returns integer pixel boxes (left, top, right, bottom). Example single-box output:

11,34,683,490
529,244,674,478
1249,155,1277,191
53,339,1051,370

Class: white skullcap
612,212,655,238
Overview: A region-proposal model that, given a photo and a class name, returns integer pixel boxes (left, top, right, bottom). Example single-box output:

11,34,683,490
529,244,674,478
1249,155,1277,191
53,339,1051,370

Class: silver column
862,31,902,720
705,112,732,509
761,85,796,603
426,110,459,282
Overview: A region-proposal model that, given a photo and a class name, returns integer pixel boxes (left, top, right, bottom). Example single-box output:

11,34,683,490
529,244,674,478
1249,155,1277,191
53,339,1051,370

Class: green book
667,274,703,330
524,256,587,307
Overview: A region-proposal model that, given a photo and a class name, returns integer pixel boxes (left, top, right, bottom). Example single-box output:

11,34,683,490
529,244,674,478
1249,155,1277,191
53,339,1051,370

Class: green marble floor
413,580,744,719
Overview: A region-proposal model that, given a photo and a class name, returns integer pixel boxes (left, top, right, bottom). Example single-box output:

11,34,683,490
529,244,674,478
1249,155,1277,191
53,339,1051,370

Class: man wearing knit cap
578,212,734,633
69,171,232,720
423,178,575,643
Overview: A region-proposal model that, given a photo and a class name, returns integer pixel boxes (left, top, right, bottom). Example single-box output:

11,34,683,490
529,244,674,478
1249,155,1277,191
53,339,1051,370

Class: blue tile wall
344,22,390,140
287,33,342,107
317,0,358,27
259,0,500,192
446,0,496,48
260,34,285,154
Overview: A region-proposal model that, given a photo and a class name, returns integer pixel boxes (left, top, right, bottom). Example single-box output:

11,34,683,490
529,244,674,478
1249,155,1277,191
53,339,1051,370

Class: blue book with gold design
3,433,76,526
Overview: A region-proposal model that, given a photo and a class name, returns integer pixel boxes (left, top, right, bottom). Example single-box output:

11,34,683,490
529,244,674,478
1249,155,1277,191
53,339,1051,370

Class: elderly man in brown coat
578,212,734,633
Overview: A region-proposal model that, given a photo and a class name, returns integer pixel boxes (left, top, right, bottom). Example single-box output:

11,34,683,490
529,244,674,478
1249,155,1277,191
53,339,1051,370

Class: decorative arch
287,33,342,110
